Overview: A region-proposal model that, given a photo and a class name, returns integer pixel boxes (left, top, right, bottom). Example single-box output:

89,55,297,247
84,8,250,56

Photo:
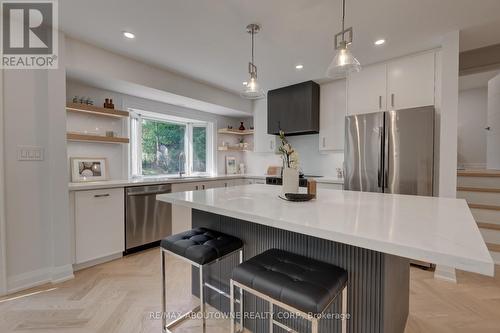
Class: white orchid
278,130,299,169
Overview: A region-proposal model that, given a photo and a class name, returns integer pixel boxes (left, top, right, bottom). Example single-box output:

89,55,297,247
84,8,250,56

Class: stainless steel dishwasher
125,184,172,253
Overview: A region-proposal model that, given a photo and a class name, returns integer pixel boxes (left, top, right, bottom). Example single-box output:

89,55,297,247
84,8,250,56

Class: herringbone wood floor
1,248,499,333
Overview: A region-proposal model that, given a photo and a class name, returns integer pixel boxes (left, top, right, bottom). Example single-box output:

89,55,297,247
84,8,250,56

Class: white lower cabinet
253,178,266,184
171,178,257,233
75,188,125,264
317,183,344,190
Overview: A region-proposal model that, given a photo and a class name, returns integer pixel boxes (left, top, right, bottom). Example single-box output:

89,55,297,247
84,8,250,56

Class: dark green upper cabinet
267,81,320,136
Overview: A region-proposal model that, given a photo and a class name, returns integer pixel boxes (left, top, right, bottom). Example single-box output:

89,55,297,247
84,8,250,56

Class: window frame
129,109,213,178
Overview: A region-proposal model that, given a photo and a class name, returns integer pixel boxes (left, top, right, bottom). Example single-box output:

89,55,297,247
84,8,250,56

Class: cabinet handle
391,93,395,108
379,96,382,109
195,185,199,190
322,137,326,148
94,194,110,198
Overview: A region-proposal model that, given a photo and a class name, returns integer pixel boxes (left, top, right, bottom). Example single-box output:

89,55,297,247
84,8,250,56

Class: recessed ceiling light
242,81,248,86
123,31,135,39
374,39,385,46
295,64,304,70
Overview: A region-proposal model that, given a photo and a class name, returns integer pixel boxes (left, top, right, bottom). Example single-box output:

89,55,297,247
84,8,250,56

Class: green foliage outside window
140,119,207,175
192,126,207,172
141,119,185,175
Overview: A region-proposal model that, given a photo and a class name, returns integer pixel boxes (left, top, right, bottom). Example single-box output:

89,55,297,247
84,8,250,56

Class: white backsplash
244,134,344,177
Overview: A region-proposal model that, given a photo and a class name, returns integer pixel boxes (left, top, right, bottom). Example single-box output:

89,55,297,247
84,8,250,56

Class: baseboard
6,264,74,294
51,264,74,283
7,267,51,294
73,252,122,271
490,250,500,265
458,163,487,170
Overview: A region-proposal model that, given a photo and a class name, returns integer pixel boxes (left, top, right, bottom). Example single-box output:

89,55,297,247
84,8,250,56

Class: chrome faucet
178,152,185,178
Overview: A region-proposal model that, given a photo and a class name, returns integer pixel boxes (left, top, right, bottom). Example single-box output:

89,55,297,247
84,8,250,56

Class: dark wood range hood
267,80,320,136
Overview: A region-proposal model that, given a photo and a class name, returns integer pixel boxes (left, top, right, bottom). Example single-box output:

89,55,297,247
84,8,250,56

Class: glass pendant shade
241,23,265,99
241,76,265,99
326,42,361,79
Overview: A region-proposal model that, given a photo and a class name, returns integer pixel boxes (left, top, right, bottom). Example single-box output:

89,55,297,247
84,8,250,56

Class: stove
265,176,309,187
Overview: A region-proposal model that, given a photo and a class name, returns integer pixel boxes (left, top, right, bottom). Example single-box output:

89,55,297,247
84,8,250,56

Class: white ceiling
60,0,500,94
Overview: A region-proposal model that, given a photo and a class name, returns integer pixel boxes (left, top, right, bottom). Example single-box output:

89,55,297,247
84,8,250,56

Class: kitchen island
157,184,494,333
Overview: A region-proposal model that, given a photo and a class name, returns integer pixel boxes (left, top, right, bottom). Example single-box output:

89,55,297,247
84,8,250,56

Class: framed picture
226,156,237,175
70,157,108,182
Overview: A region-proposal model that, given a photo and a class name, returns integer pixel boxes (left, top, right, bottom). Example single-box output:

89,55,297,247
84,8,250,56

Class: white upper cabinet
319,80,347,151
253,98,277,153
347,63,387,115
347,51,436,115
387,52,435,109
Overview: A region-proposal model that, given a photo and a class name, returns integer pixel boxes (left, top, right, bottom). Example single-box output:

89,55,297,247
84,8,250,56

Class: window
130,110,213,177
192,126,207,173
141,118,186,175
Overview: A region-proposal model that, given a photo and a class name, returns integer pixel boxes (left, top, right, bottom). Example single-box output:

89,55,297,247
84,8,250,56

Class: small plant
278,130,299,169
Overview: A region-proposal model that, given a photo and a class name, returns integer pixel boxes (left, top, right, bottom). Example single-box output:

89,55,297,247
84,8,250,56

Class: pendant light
326,0,361,78
241,24,265,99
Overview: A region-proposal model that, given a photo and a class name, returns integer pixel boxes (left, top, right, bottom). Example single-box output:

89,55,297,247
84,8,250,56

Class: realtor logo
1,0,58,69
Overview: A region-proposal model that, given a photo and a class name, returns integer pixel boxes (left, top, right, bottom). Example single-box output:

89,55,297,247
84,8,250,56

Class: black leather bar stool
230,249,348,333
160,227,244,333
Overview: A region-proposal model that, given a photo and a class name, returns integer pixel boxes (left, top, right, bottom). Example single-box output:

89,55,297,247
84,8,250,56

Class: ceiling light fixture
326,0,361,78
241,24,265,99
123,31,135,39
295,64,304,70
374,39,386,46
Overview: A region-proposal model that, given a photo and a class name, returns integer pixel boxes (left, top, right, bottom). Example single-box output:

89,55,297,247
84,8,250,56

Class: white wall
287,135,344,177
67,80,242,177
434,31,460,282
435,31,459,199
458,87,488,169
487,73,500,169
0,68,7,295
3,34,73,294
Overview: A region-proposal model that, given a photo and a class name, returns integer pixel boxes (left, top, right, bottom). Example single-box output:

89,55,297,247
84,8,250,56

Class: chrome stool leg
239,249,244,332
199,265,206,332
230,279,235,333
311,317,319,333
162,247,243,332
341,287,348,333
269,302,273,333
161,249,166,332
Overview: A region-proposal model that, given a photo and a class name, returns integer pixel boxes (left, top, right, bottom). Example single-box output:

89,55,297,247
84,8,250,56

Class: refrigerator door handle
378,126,384,188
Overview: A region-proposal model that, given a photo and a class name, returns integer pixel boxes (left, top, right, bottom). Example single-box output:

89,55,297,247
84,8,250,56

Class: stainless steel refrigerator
344,106,435,196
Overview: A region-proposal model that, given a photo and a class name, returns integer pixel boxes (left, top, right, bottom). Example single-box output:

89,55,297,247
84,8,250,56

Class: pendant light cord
341,0,346,41
251,26,255,65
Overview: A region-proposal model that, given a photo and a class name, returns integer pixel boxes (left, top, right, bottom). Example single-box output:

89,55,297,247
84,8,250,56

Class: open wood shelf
217,128,254,135
66,103,129,118
67,132,130,144
218,146,252,152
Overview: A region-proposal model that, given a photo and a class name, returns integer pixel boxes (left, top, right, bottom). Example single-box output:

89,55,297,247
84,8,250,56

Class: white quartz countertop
157,184,494,276
68,175,344,191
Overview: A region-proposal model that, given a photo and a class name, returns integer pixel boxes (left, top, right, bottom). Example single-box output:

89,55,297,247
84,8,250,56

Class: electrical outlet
17,146,44,161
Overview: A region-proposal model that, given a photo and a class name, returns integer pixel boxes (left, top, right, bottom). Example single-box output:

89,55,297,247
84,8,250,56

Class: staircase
457,169,500,264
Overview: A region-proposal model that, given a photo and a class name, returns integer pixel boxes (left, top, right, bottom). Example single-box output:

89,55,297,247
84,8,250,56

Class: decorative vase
282,167,299,194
